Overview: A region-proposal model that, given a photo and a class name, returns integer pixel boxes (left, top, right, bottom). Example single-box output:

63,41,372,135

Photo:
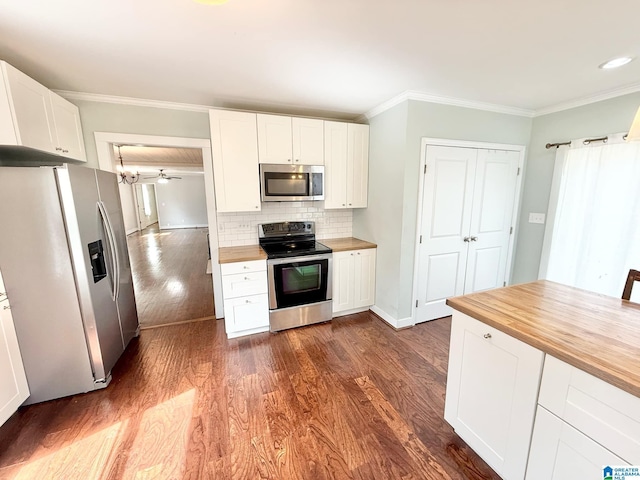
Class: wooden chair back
622,269,640,301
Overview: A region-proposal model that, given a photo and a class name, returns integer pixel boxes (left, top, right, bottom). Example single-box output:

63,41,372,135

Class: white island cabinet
444,311,543,480
0,61,86,161
445,281,640,480
0,269,29,427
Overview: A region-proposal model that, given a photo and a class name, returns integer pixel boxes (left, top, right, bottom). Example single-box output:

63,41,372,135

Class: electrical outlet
528,213,546,224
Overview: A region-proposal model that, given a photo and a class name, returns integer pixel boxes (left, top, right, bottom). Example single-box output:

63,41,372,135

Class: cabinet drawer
222,271,268,299
526,406,627,480
220,259,266,276
224,294,269,334
539,355,640,464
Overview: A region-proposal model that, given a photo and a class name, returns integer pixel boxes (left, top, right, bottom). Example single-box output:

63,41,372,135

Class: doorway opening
94,133,223,328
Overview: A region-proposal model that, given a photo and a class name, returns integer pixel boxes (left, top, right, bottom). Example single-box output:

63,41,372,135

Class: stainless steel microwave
260,164,324,202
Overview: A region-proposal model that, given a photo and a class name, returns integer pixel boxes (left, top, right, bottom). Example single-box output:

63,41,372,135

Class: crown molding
533,82,640,117
53,90,212,113
363,90,536,119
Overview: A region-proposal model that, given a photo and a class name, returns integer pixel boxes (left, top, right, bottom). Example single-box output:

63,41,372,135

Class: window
540,133,640,298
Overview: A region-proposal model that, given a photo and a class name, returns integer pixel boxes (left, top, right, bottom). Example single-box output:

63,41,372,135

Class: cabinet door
257,114,292,164
209,109,261,213
415,146,477,322
50,92,86,162
526,406,627,480
0,273,30,427
292,117,324,165
346,124,369,208
353,249,376,308
464,149,519,293
332,251,354,313
224,294,269,337
323,121,348,209
444,311,543,480
3,63,56,153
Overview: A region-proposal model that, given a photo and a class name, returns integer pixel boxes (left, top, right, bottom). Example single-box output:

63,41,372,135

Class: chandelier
116,145,140,185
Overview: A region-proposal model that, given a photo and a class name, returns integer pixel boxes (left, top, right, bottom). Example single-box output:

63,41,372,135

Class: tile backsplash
217,202,352,247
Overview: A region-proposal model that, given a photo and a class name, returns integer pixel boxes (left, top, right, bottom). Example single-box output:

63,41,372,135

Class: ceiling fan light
626,106,640,142
157,177,169,184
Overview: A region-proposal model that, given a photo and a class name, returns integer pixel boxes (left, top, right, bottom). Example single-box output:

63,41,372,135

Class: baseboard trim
370,305,415,330
332,306,370,318
126,228,140,235
159,224,209,230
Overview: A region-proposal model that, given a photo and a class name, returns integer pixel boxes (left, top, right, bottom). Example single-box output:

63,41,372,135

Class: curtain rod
545,134,629,149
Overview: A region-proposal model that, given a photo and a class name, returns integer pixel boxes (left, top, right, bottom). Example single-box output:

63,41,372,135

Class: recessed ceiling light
599,56,634,69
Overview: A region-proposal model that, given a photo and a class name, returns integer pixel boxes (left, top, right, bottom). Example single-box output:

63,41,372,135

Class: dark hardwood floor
0,313,499,479
127,224,214,328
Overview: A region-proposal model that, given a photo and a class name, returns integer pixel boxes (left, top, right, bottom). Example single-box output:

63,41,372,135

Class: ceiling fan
143,169,182,184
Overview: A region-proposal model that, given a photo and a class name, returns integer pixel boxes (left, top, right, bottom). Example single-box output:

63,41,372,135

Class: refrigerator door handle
97,201,119,301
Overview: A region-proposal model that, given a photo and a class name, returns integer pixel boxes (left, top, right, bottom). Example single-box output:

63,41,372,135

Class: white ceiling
114,145,203,175
1,0,639,118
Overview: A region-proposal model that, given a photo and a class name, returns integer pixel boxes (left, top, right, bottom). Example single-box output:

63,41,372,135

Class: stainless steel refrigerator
0,164,139,404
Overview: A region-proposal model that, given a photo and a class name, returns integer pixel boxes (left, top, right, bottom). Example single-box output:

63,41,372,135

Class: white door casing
414,140,524,324
94,132,224,320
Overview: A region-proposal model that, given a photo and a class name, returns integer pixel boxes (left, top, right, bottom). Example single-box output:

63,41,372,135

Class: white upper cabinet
324,121,369,209
257,114,324,165
209,109,261,213
49,91,86,161
347,123,369,208
292,117,324,165
0,61,87,162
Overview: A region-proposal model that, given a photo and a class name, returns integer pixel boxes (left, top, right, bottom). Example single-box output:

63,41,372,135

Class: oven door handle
266,254,333,266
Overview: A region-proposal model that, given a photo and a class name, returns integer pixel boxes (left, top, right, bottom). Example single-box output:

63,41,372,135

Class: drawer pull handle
483,333,492,339
3,305,10,310
243,266,249,269
244,277,250,280
245,300,251,304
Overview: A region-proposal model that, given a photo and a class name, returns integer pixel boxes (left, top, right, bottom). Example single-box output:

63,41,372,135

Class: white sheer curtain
541,133,640,297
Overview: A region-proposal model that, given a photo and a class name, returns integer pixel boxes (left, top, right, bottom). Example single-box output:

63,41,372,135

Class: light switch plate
529,213,546,224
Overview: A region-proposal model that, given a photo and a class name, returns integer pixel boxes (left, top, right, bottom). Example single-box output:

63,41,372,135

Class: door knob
483,333,491,339
470,236,478,242
463,237,470,242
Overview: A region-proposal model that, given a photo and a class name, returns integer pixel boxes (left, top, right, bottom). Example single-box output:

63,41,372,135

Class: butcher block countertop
218,237,376,264
320,237,377,252
218,245,267,264
447,280,640,397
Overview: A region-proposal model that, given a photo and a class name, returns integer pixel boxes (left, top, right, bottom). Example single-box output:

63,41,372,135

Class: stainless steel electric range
258,221,332,332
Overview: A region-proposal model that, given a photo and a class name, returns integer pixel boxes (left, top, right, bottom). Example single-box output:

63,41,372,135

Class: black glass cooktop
260,240,332,259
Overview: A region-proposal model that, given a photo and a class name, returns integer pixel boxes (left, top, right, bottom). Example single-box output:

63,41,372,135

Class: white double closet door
415,144,521,322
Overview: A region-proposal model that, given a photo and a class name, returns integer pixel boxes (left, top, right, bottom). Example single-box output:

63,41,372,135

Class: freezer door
95,169,139,347
58,165,124,381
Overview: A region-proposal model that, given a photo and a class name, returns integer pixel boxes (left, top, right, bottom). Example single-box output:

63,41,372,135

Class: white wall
118,183,139,235
153,175,208,229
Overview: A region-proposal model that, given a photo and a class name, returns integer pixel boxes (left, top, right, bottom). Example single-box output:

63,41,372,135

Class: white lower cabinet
0,270,30,426
444,311,544,480
220,260,269,338
526,406,627,480
332,248,376,316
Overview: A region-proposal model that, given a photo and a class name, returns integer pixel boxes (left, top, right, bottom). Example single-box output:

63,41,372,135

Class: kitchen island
444,281,640,480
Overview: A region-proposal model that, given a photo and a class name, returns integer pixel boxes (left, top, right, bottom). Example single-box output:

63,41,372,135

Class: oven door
267,254,332,310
